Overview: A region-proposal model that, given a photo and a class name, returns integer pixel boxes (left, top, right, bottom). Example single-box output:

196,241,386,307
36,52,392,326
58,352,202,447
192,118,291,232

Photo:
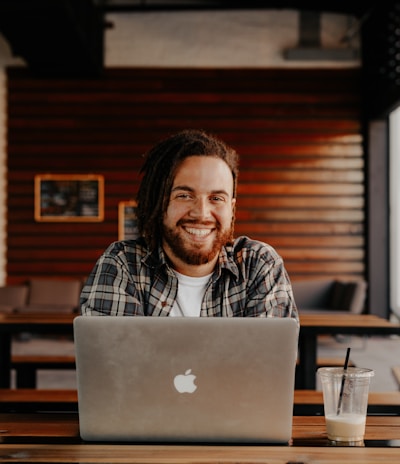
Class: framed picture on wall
118,200,139,240
34,174,105,222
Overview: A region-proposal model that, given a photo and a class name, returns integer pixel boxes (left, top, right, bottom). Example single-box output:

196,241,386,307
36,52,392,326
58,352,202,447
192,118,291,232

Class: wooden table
0,414,399,462
297,313,400,389
1,413,400,442
1,313,399,391
0,443,400,463
0,313,75,388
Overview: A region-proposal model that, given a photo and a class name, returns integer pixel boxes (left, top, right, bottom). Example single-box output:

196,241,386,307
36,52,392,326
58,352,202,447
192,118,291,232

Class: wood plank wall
6,67,364,284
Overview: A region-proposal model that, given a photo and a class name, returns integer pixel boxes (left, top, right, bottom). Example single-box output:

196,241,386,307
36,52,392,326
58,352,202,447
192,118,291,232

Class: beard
162,219,233,266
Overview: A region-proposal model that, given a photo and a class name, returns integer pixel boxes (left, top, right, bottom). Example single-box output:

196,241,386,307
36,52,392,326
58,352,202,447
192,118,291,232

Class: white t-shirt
169,270,212,317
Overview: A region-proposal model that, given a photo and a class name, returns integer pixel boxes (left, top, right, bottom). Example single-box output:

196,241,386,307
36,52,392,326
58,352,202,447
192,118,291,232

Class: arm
234,238,298,322
80,250,144,316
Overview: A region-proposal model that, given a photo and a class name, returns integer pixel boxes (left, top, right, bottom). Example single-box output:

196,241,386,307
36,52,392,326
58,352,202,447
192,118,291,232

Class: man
80,129,298,320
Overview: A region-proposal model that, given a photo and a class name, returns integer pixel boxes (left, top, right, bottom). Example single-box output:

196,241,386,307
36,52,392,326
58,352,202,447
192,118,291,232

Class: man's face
162,155,236,275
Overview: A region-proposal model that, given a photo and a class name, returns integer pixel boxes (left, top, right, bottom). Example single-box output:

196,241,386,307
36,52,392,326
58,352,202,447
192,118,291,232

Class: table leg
0,333,11,388
298,333,317,389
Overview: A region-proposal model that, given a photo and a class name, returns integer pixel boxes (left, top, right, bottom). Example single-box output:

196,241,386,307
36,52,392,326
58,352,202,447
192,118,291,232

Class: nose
189,197,211,219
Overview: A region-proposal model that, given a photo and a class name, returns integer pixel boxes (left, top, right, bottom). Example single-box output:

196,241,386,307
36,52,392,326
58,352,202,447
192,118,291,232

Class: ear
231,198,236,215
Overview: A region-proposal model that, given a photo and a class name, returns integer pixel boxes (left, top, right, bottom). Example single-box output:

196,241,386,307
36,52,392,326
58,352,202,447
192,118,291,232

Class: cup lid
317,367,374,378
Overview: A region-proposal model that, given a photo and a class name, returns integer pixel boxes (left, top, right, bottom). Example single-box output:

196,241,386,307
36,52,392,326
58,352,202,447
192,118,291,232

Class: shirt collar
216,243,239,279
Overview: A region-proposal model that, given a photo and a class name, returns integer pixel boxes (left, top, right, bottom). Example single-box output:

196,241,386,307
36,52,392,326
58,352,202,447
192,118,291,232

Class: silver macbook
74,316,299,444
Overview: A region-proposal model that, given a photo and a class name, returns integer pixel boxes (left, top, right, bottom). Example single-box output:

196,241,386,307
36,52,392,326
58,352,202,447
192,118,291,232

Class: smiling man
163,155,234,277
80,129,298,320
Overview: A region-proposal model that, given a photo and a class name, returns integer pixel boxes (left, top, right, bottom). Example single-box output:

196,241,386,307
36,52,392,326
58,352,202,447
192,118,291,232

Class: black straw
336,347,351,415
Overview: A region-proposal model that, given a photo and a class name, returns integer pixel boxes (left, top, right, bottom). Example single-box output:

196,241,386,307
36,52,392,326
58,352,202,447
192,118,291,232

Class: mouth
181,224,215,240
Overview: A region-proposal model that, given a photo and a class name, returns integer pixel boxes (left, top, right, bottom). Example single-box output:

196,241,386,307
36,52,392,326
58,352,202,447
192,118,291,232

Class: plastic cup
318,367,374,444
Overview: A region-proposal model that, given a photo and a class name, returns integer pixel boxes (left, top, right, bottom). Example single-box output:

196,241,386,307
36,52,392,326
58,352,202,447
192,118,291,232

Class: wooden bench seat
1,389,400,415
293,390,400,415
10,354,354,389
11,355,76,388
0,389,78,412
296,357,355,368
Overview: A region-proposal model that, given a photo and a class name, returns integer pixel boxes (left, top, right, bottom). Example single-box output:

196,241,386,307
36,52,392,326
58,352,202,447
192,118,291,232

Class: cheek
164,203,188,224
217,207,234,225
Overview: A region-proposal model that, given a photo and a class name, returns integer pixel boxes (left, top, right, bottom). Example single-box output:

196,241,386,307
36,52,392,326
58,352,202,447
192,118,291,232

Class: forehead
173,156,234,191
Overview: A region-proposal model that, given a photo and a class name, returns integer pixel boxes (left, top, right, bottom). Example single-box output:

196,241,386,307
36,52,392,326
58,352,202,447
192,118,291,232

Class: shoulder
100,238,150,264
104,237,146,254
229,236,283,265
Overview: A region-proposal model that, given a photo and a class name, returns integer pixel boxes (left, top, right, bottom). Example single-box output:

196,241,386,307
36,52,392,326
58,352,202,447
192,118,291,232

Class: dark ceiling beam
0,0,105,77
0,0,384,77
97,0,378,18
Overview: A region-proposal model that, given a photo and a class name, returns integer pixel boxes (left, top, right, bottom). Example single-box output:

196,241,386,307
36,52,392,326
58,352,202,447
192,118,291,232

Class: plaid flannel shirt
80,236,298,322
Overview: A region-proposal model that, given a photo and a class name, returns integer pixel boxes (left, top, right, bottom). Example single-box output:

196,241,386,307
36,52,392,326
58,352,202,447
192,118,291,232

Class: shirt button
161,301,167,307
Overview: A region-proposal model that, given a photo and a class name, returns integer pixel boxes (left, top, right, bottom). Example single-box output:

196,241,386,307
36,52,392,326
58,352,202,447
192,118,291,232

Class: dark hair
136,129,239,250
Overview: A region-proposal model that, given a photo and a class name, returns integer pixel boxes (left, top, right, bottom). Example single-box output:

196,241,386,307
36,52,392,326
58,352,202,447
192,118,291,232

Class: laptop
73,316,299,444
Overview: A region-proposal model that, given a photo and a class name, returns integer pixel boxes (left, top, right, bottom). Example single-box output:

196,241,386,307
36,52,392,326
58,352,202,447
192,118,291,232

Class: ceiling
0,0,386,76
95,1,377,17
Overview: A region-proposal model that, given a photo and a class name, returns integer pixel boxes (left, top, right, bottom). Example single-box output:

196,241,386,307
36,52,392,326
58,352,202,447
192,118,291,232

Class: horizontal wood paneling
6,67,364,284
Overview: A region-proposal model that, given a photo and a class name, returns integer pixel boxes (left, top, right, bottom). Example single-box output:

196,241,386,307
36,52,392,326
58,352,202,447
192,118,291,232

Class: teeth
185,227,211,237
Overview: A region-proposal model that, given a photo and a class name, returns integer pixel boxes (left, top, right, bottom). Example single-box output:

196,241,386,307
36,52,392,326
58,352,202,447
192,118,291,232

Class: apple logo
173,369,197,393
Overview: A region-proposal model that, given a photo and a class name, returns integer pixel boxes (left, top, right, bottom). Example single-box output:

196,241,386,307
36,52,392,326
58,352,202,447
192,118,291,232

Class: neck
173,261,217,277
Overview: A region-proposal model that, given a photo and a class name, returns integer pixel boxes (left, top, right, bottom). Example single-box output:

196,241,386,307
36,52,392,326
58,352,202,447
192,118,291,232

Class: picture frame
118,200,139,240
34,174,104,222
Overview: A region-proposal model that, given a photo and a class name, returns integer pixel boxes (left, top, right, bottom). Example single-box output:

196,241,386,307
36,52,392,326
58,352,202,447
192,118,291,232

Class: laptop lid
74,316,299,444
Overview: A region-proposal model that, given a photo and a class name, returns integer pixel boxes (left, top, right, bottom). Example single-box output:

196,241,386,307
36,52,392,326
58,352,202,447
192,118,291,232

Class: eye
175,192,193,200
210,195,226,203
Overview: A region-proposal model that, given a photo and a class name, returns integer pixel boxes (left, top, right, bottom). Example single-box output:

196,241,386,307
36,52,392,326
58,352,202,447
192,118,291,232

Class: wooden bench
10,355,353,389
301,357,355,368
293,390,400,415
294,357,355,390
0,389,78,412
11,355,76,388
2,388,399,415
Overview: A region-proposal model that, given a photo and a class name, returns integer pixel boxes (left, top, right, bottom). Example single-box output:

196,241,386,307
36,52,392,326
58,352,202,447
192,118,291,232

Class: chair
291,278,367,314
15,278,82,313
10,278,82,387
0,285,29,313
